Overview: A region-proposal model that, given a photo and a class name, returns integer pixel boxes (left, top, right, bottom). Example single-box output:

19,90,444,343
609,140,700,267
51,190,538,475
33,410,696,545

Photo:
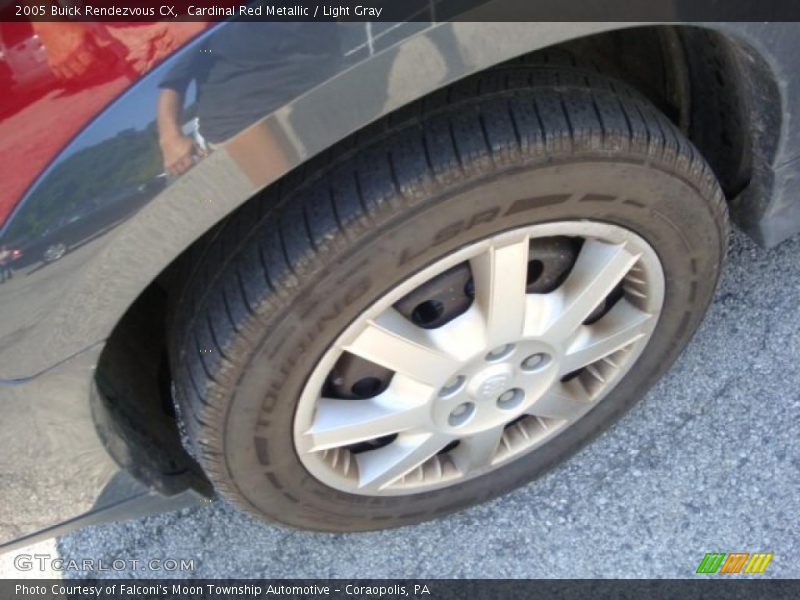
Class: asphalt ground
48,226,800,578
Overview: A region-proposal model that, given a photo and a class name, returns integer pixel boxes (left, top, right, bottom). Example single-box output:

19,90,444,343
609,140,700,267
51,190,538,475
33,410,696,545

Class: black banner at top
6,0,800,22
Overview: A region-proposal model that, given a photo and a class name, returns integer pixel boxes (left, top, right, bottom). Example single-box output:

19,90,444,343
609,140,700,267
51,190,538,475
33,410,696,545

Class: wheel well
92,277,212,496
523,26,758,197
94,24,766,493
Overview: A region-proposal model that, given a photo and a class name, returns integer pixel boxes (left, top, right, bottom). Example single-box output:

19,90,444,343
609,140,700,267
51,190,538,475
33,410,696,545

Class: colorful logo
696,552,773,574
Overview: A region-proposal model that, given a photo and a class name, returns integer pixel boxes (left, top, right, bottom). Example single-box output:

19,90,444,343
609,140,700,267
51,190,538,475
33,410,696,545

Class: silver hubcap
293,221,664,495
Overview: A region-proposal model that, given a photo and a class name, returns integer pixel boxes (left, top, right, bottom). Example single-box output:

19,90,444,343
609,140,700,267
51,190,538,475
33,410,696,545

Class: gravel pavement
54,227,800,579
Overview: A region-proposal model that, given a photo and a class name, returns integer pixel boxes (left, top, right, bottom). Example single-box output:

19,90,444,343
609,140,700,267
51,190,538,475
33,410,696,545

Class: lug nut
496,388,524,410
448,402,475,426
439,375,466,398
521,352,550,372
485,343,516,362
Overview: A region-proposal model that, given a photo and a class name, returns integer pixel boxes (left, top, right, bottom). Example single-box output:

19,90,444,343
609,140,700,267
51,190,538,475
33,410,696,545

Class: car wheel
43,242,67,263
169,66,728,531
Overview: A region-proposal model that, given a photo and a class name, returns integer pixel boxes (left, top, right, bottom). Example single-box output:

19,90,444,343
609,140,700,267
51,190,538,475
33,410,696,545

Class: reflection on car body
8,177,165,270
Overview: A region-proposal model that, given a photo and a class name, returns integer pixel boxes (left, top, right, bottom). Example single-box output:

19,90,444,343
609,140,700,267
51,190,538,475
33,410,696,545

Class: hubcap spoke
355,432,452,492
343,308,462,386
526,381,591,421
561,299,656,374
450,426,505,473
470,237,530,347
305,378,432,451
545,240,640,340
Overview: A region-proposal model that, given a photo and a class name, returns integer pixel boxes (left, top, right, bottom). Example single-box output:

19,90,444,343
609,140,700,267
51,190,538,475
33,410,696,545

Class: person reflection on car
0,245,13,284
156,22,342,177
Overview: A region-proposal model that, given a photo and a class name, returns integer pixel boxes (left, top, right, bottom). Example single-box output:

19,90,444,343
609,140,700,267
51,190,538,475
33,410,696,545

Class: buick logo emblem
476,374,511,400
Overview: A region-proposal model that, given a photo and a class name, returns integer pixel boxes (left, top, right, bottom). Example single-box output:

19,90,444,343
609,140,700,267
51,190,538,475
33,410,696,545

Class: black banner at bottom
3,579,800,600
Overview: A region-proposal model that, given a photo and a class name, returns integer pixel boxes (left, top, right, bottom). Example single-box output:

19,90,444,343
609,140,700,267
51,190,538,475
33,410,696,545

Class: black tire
169,66,728,531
